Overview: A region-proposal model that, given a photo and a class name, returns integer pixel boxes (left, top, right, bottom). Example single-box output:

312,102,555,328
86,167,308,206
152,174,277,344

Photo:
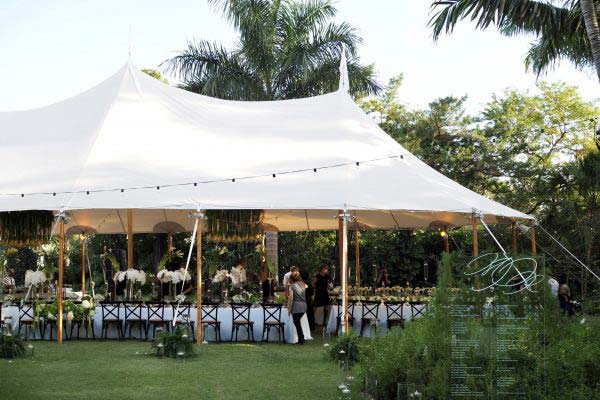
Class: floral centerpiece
24,270,47,298
64,296,96,327
114,268,146,300
212,270,232,302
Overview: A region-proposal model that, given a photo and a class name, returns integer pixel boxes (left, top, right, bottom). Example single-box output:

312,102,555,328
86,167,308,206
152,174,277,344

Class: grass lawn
0,338,340,400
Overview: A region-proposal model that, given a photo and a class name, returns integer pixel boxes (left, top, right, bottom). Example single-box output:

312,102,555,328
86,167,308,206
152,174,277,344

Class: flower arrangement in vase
114,269,146,301
24,270,47,298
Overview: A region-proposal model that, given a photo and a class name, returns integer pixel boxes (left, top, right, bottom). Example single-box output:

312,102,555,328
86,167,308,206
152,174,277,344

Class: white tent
0,60,530,234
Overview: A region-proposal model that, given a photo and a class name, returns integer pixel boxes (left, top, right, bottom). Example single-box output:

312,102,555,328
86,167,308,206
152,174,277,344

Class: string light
6,154,405,199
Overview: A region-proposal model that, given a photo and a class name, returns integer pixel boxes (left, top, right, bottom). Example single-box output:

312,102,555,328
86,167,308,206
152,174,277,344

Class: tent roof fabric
0,60,530,233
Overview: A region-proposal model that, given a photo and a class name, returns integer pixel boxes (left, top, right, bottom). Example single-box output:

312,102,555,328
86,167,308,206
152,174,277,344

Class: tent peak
338,43,349,93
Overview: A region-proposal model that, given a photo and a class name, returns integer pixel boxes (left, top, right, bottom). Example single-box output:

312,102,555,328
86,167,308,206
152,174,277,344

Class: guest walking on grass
287,271,307,345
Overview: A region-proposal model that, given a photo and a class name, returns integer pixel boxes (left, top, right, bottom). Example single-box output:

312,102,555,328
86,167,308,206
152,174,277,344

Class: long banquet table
1,304,312,343
325,302,427,337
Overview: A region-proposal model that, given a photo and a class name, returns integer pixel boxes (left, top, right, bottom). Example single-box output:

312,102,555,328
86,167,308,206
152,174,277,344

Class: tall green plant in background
164,0,380,100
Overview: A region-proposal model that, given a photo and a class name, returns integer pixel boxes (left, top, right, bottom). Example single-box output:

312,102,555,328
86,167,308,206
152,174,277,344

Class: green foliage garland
205,210,264,243
0,211,54,247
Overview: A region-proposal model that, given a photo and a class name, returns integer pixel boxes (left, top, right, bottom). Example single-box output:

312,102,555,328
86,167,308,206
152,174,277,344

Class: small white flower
66,311,74,321
46,313,54,320
81,300,91,309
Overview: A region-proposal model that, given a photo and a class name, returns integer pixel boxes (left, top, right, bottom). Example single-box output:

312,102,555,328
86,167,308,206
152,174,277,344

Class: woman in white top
287,271,307,344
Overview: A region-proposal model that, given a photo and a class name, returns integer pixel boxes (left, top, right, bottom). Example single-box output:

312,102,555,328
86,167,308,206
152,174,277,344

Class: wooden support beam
338,211,349,335
58,219,65,344
81,234,86,297
127,209,133,268
168,232,173,254
196,225,203,345
530,220,537,256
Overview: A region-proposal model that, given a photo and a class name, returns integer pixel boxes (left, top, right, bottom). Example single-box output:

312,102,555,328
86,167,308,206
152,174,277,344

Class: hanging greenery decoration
0,211,54,247
205,210,264,242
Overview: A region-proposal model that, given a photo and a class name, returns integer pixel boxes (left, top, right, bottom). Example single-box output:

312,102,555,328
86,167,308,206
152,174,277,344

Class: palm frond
429,0,572,40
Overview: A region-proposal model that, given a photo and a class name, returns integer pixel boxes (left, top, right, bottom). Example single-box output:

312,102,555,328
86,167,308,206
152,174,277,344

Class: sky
0,0,597,113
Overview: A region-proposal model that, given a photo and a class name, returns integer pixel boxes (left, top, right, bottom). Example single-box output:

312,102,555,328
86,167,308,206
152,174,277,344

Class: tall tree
429,0,600,83
164,0,380,100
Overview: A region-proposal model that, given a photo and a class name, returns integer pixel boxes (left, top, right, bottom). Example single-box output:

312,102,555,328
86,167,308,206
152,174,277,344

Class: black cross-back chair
231,303,254,342
261,303,285,343
359,301,380,337
39,301,59,341
174,303,196,341
384,301,405,331
100,302,123,340
124,302,147,340
146,302,170,339
335,299,355,335
18,302,36,340
410,302,427,320
68,301,95,340
201,302,221,342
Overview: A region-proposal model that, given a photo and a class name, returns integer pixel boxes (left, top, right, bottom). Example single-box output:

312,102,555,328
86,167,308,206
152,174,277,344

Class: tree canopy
163,0,380,100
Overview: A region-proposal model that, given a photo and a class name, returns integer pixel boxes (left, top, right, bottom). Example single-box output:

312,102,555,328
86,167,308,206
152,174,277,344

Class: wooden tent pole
443,226,450,253
339,210,349,335
355,230,360,288
511,222,517,253
338,210,343,286
473,218,479,290
530,220,537,256
81,234,86,297
127,209,133,268
196,224,203,345
57,218,65,344
168,233,173,254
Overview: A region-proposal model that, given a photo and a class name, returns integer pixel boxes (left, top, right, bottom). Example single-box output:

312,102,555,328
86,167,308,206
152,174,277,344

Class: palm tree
163,0,380,100
429,0,600,84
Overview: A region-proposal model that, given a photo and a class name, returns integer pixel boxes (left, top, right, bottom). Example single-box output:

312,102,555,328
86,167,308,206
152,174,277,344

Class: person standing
287,272,307,344
376,268,391,288
558,284,575,316
283,266,299,294
301,271,315,331
313,264,332,326
547,276,559,298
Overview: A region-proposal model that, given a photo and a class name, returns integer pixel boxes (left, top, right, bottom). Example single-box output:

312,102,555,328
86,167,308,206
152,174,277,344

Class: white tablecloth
326,303,426,337
1,305,312,343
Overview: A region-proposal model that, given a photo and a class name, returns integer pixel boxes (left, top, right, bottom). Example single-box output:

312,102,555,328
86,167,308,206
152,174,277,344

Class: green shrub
0,330,26,359
151,326,195,359
353,252,600,399
329,331,362,365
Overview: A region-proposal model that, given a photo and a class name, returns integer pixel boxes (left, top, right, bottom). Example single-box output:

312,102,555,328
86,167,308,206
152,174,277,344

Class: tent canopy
0,60,530,234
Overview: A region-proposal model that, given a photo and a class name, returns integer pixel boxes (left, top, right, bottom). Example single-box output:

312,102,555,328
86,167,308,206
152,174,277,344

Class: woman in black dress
301,271,315,331
313,264,332,326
